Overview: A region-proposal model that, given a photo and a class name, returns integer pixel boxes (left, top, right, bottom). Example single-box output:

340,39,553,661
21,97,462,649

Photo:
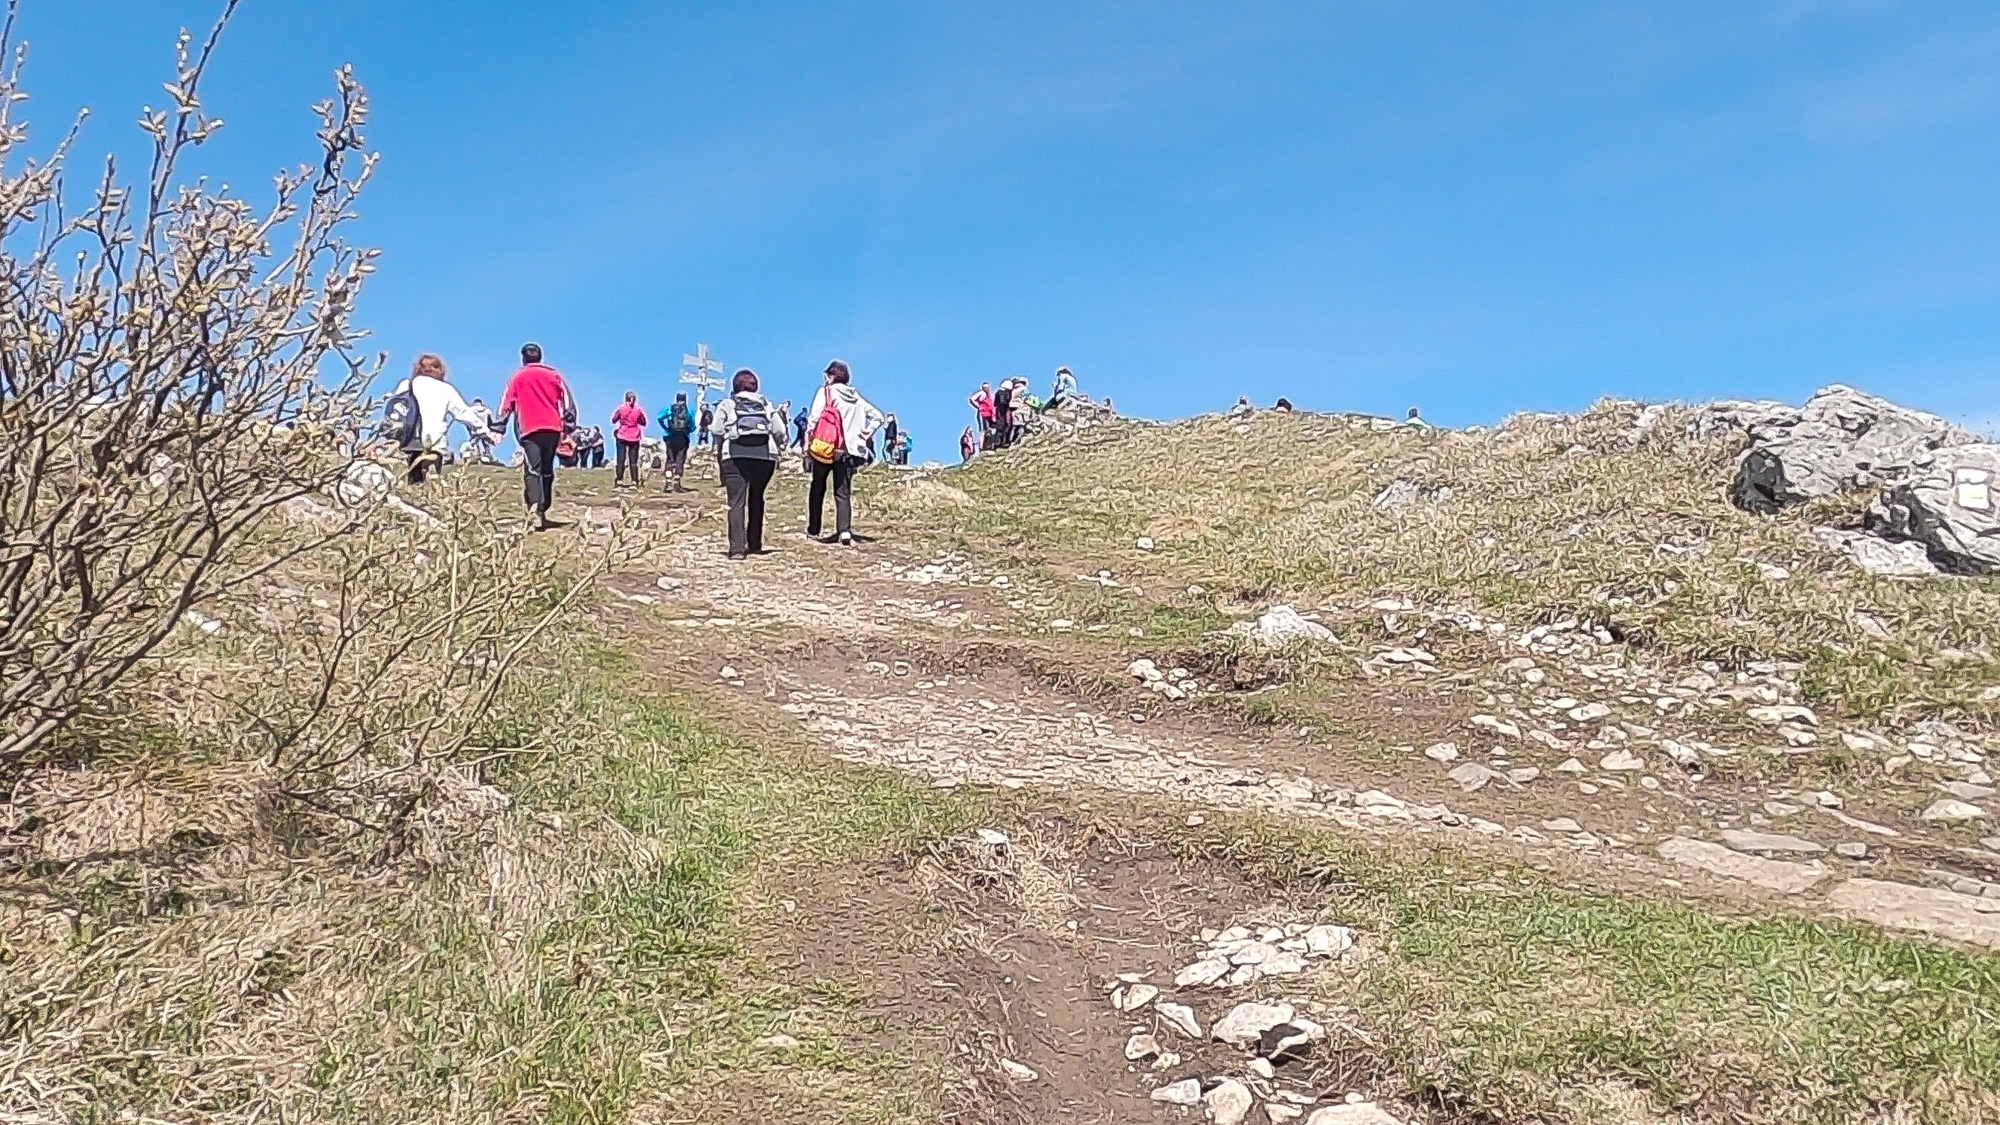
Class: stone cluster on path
1098,914,1400,1125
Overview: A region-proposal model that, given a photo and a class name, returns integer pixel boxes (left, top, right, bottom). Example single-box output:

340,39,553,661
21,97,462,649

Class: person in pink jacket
610,390,648,486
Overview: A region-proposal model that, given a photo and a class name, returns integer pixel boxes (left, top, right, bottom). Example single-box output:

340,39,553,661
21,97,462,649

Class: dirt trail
581,481,2000,951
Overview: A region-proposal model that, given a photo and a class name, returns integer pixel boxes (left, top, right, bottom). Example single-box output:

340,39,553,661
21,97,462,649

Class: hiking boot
837,532,854,546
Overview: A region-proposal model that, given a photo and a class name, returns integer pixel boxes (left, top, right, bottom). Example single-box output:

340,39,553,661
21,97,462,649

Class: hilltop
5,385,2000,1125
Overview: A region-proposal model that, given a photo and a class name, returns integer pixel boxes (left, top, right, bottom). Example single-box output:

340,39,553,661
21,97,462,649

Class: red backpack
807,401,846,464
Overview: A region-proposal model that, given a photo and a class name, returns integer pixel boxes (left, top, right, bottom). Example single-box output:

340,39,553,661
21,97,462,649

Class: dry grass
889,403,2000,728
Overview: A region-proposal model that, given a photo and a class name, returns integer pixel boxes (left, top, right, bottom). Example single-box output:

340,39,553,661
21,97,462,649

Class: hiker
773,399,793,451
883,414,900,465
1007,378,1031,447
1274,397,1294,413
1227,396,1253,417
897,430,913,465
697,401,715,446
989,380,1014,450
493,342,576,530
711,368,779,560
960,424,977,462
1050,365,1078,407
389,353,486,485
575,423,606,469
658,392,695,491
462,396,497,463
1404,406,1430,428
610,391,647,486
969,382,994,448
803,359,884,546
792,406,809,450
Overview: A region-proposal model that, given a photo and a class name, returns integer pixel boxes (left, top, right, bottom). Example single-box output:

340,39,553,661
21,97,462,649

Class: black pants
406,448,437,485
720,457,775,556
521,431,559,516
583,446,604,469
664,440,690,489
615,439,641,484
807,456,856,538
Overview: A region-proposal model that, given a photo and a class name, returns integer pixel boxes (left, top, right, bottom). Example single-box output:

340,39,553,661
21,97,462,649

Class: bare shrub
0,1,382,775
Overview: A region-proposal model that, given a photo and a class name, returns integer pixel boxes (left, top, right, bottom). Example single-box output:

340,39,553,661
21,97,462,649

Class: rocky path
581,482,2000,951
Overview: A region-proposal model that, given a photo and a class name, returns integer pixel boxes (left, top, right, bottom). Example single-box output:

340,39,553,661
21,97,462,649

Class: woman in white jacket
802,359,884,545
396,354,487,484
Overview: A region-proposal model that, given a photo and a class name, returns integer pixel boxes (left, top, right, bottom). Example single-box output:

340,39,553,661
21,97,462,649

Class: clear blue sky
27,1,2000,450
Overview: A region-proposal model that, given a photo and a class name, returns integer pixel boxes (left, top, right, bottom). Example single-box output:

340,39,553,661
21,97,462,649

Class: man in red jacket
493,342,575,531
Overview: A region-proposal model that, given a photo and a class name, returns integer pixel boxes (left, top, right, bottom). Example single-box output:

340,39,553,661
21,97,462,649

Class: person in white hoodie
802,358,884,545
396,354,487,484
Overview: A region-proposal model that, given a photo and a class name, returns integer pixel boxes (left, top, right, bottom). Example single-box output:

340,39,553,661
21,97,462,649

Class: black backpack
728,394,772,445
382,384,422,449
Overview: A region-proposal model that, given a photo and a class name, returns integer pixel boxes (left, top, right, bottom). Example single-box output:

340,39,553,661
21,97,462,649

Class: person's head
412,353,446,380
1407,406,1421,419
1056,366,1071,376
733,368,759,394
1275,397,1293,412
887,412,897,422
521,342,542,364
623,390,637,404
824,360,850,385
980,381,991,391
675,391,687,403
471,397,485,407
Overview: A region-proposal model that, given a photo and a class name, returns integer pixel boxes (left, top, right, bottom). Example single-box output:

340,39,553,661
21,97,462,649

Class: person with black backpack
657,392,695,492
709,369,779,560
989,379,1014,450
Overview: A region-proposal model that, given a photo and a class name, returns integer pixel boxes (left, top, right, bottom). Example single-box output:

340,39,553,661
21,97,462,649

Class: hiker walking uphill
698,401,715,446
493,342,576,531
387,353,486,484
610,391,648,486
988,380,1013,450
969,382,994,451
711,368,779,560
804,359,884,546
658,392,695,492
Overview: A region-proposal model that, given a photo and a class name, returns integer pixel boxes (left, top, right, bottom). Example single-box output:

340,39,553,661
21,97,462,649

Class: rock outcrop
1730,385,1975,513
1864,444,2000,575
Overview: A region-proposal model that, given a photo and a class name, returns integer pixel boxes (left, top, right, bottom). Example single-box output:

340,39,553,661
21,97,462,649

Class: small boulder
1204,1078,1254,1125
1151,1078,1202,1105
1156,1001,1202,1038
1212,1001,1296,1048
1920,799,1988,824
1225,605,1336,647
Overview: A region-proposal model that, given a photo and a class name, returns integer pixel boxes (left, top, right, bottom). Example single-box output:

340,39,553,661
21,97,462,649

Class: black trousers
406,448,437,485
720,457,775,556
584,445,604,469
615,439,641,483
664,439,690,488
807,455,856,538
521,431,559,516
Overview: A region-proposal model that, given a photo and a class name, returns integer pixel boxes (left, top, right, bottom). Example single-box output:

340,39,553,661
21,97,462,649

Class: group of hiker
385,344,891,555
960,365,1090,461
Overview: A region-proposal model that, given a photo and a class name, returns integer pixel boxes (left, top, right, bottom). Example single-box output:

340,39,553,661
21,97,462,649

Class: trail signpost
680,343,726,410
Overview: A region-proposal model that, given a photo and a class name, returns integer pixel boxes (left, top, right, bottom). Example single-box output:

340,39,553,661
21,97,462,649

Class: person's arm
494,379,518,431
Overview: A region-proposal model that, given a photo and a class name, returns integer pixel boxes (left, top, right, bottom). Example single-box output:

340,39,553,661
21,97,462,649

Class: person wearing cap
493,342,576,531
803,359,884,546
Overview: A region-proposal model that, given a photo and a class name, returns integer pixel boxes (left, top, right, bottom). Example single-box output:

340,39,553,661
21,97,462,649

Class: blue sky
26,1,2000,450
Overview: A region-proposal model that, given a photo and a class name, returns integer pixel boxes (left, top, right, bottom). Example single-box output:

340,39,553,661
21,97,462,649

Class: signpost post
680,343,726,412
